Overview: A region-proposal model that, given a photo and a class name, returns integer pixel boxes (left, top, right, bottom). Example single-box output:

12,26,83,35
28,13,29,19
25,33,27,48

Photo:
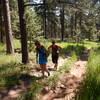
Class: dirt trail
30,57,68,77
39,51,88,100
39,60,87,100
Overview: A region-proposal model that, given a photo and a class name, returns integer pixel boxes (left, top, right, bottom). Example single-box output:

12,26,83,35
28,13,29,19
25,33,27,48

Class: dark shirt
50,45,59,56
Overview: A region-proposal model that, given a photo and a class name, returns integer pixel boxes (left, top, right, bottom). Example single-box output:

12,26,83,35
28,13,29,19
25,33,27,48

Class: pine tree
2,0,14,54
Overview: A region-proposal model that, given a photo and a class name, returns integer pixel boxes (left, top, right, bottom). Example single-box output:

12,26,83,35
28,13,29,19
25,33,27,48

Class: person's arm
36,48,38,64
42,45,47,51
48,45,52,51
58,45,62,49
57,45,62,54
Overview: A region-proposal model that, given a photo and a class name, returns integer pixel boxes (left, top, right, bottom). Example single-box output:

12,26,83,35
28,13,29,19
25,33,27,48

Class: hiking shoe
48,71,50,76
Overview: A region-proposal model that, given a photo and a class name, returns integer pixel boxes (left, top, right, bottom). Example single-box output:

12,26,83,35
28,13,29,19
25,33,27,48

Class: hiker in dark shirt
48,40,62,70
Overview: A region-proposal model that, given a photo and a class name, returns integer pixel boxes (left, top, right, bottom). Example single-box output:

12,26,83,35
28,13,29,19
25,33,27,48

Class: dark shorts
52,55,59,63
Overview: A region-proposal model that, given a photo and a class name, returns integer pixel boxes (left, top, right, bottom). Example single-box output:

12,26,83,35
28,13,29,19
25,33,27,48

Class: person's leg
53,55,58,70
40,64,44,76
54,63,58,70
52,55,56,69
43,64,50,76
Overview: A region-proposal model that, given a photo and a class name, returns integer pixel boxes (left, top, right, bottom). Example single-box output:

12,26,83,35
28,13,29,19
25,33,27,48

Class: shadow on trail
4,73,44,89
0,73,45,100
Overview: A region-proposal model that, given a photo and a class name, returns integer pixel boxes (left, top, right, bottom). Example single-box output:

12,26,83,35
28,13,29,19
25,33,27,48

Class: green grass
0,39,21,53
13,39,21,49
60,44,86,58
0,62,21,90
77,47,100,100
0,44,6,54
83,41,100,49
0,53,21,65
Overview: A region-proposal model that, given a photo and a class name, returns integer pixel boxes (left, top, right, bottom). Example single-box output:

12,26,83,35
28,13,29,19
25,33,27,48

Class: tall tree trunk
70,15,74,38
75,11,78,30
98,36,100,41
79,12,82,36
50,21,53,38
18,0,29,64
0,13,3,43
53,20,57,38
43,0,47,39
60,4,64,41
79,12,82,27
0,0,3,43
2,0,14,54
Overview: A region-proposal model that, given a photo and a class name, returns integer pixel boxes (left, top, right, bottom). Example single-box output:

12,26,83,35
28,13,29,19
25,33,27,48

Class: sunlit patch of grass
0,44,6,54
0,53,21,65
0,39,21,53
77,47,100,100
29,52,36,62
57,40,100,49
83,41,100,49
13,39,21,49
60,44,86,59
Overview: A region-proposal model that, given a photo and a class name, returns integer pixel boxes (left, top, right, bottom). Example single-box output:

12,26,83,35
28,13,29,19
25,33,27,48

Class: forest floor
0,50,88,100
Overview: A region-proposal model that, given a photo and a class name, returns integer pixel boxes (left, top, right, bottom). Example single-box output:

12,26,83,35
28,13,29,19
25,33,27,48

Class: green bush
61,44,86,58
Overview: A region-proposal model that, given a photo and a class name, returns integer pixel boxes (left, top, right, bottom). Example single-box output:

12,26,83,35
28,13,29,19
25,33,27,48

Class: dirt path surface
0,58,68,100
39,48,89,100
39,60,87,100
29,57,68,77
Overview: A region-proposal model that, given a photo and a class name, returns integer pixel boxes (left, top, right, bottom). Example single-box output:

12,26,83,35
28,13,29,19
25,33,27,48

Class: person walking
48,40,62,70
35,40,50,76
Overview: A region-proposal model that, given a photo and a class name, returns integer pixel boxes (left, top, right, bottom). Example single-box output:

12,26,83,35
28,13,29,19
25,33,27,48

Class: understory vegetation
77,47,100,100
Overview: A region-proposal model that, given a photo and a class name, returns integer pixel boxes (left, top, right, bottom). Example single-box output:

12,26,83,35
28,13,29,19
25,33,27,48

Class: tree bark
0,13,3,43
18,0,29,64
75,11,78,30
43,0,47,39
98,36,100,41
70,15,74,38
0,0,3,43
60,4,64,41
2,0,14,54
79,12,82,36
